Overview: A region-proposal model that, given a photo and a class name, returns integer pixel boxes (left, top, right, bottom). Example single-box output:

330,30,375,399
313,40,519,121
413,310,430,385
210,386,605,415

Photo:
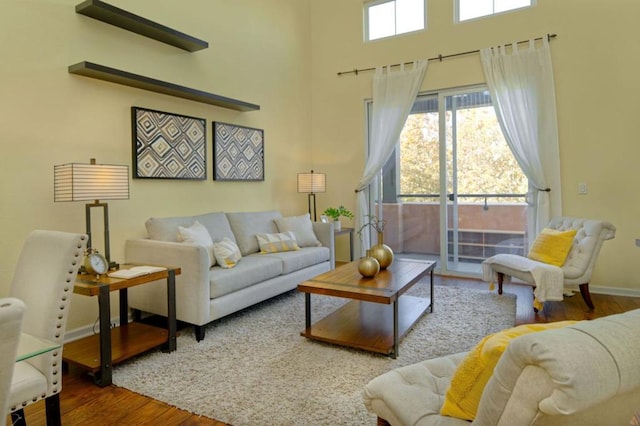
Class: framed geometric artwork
132,106,206,180
213,122,264,181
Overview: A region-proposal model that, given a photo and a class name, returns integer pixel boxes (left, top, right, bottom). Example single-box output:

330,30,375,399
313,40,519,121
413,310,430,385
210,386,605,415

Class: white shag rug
113,283,516,425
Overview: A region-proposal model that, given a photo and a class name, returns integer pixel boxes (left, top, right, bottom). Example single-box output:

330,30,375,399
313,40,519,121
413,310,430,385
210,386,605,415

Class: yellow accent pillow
440,321,578,421
256,231,300,253
527,228,577,266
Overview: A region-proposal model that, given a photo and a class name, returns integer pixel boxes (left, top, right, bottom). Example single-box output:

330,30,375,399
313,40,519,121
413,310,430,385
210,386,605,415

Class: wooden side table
335,227,355,262
63,264,180,387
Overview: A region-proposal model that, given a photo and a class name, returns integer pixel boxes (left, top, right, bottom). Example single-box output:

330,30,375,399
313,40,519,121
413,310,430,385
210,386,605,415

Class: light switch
577,182,588,195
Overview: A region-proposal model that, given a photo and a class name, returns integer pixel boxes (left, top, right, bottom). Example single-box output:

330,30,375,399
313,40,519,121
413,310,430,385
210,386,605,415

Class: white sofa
125,210,334,341
363,309,640,425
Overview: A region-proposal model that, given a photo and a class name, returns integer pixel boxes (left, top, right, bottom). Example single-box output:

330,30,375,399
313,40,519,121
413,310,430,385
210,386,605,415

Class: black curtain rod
337,33,557,76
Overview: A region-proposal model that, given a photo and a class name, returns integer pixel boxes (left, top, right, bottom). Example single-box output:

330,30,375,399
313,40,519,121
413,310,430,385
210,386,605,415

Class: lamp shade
297,170,326,194
54,162,129,202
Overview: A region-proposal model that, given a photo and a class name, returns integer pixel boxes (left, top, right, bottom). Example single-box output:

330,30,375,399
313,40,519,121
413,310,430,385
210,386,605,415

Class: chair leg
497,272,504,295
11,409,26,426
579,283,595,311
45,393,62,426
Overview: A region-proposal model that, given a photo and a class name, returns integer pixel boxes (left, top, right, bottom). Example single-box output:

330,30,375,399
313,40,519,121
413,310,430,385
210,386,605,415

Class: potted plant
322,205,353,231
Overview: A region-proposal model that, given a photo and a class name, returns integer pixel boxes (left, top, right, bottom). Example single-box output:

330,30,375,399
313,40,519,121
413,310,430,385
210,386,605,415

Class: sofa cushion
527,228,577,266
274,213,321,247
213,237,242,269
145,212,234,243
256,232,299,253
262,246,330,274
209,255,283,298
146,216,199,242
441,320,578,421
177,221,216,267
227,211,282,255
194,212,237,243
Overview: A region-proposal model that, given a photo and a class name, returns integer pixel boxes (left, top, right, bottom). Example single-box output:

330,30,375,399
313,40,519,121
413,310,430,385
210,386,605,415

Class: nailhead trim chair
483,217,615,311
8,230,86,426
0,297,26,421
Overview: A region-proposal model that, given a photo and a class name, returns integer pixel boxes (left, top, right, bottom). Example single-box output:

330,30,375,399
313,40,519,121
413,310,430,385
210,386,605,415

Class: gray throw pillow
274,213,321,248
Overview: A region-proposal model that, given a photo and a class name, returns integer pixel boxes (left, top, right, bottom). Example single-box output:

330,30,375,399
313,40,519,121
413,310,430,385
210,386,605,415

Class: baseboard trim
589,285,640,298
64,316,128,344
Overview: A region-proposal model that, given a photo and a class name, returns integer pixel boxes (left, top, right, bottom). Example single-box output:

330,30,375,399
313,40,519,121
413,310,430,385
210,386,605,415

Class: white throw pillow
213,237,242,269
177,221,216,267
274,213,321,247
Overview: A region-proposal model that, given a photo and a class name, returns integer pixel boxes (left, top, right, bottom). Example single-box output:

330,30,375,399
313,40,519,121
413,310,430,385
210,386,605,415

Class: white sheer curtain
355,60,428,255
480,38,561,239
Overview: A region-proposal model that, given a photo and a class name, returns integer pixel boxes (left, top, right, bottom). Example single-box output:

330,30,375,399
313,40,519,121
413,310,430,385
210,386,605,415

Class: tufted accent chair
8,230,86,426
488,217,615,310
0,297,25,421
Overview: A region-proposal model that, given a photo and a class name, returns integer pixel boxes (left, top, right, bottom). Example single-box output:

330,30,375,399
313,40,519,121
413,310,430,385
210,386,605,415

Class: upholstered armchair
8,230,86,426
0,297,25,421
363,309,640,425
482,217,615,311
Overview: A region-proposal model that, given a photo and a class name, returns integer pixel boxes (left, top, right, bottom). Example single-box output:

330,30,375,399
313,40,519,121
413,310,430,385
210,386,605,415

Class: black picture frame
132,106,206,180
213,121,264,181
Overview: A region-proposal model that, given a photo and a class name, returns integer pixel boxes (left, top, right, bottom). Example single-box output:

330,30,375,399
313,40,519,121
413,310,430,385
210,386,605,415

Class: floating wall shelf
76,0,208,52
68,61,260,112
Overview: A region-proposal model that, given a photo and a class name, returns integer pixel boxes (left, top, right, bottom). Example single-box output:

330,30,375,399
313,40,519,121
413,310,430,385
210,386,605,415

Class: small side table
335,227,355,262
63,264,180,387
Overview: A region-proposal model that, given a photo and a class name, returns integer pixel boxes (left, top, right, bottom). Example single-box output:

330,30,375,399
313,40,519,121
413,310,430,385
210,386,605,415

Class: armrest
312,222,335,269
478,311,640,424
125,239,211,326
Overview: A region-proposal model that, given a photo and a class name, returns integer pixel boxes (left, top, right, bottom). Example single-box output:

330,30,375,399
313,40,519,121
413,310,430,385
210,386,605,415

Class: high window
456,0,534,22
364,0,426,42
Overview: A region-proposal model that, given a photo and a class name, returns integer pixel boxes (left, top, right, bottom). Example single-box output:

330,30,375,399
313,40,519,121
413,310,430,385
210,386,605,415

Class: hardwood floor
7,276,639,426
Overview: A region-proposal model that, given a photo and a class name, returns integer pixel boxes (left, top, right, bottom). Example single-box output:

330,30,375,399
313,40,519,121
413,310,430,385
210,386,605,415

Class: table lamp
54,158,129,268
297,170,326,221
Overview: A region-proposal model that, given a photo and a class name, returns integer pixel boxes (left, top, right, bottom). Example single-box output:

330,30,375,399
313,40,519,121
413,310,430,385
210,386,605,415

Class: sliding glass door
373,86,528,276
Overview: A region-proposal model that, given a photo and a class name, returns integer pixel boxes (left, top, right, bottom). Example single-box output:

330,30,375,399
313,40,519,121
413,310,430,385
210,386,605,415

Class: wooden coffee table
298,258,435,358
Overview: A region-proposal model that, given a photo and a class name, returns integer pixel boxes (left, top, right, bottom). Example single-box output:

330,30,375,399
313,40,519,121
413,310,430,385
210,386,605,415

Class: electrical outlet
577,182,588,195
636,239,640,248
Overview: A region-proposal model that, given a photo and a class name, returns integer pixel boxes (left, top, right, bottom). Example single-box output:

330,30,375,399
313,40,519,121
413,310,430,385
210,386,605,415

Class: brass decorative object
370,231,394,269
358,250,380,278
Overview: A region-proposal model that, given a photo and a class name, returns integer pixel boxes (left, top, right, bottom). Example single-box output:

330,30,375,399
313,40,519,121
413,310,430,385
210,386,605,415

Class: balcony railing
380,193,528,263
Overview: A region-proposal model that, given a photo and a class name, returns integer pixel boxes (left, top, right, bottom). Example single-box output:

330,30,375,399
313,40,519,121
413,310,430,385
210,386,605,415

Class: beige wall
310,0,640,294
0,0,312,329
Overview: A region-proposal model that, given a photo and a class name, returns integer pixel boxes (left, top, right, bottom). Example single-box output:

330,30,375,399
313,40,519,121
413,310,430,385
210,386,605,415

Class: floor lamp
297,170,326,221
54,158,129,269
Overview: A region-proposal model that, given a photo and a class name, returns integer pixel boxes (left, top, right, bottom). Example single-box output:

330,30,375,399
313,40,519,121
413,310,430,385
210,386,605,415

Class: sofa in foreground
363,308,640,425
125,211,334,341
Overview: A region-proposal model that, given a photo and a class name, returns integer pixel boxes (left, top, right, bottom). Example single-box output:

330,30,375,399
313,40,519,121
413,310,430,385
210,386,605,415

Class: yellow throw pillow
527,228,577,266
440,321,578,421
256,231,300,253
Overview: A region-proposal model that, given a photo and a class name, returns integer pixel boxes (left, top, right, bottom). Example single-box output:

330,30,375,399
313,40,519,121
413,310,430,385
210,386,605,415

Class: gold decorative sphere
370,243,394,269
358,253,380,278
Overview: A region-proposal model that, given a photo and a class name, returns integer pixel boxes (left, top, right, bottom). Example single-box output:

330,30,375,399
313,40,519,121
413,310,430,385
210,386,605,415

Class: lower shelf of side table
63,322,168,372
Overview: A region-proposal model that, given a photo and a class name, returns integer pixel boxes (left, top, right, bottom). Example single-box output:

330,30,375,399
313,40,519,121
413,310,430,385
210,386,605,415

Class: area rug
113,283,516,425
